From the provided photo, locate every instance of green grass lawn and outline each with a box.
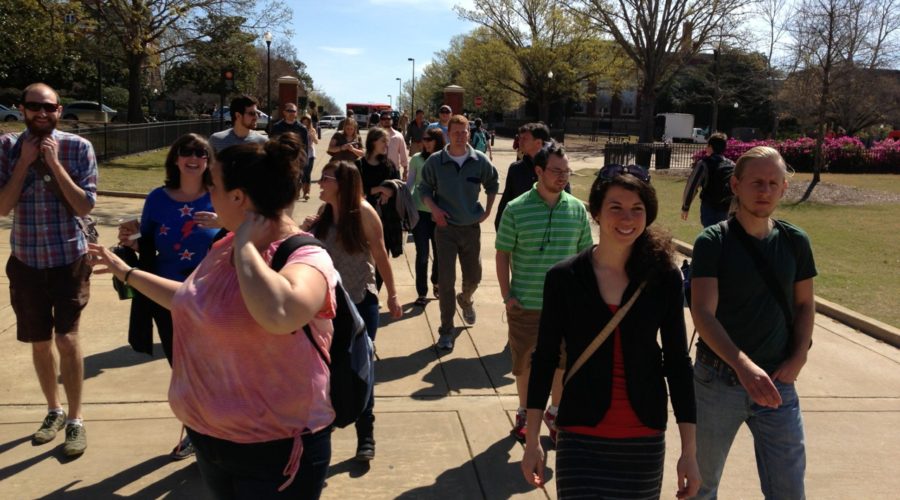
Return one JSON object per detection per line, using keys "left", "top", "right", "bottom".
{"left": 570, "top": 169, "right": 900, "bottom": 328}
{"left": 98, "top": 148, "right": 168, "bottom": 193}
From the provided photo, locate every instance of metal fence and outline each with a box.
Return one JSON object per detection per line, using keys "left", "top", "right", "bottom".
{"left": 64, "top": 119, "right": 228, "bottom": 162}
{"left": 603, "top": 142, "right": 706, "bottom": 170}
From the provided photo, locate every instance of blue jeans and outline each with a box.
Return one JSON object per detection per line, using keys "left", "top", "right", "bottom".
{"left": 700, "top": 203, "right": 729, "bottom": 227}
{"left": 354, "top": 291, "right": 379, "bottom": 440}
{"left": 188, "top": 427, "right": 331, "bottom": 500}
{"left": 411, "top": 211, "right": 438, "bottom": 298}
{"left": 694, "top": 360, "right": 806, "bottom": 500}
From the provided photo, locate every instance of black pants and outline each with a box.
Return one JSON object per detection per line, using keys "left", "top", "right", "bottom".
{"left": 187, "top": 427, "right": 332, "bottom": 500}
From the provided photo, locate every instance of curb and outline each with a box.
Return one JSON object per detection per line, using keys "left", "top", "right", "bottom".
{"left": 674, "top": 239, "right": 900, "bottom": 348}
{"left": 97, "top": 190, "right": 147, "bottom": 199}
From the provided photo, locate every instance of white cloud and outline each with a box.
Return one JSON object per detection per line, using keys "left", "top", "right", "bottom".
{"left": 319, "top": 46, "right": 363, "bottom": 56}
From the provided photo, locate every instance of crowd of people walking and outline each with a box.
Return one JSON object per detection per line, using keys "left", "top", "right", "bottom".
{"left": 1, "top": 84, "right": 816, "bottom": 500}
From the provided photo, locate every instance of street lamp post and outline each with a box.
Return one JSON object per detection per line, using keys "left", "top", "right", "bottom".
{"left": 408, "top": 58, "right": 415, "bottom": 112}
{"left": 388, "top": 95, "right": 392, "bottom": 108}
{"left": 264, "top": 31, "right": 272, "bottom": 118}
{"left": 396, "top": 77, "right": 402, "bottom": 113}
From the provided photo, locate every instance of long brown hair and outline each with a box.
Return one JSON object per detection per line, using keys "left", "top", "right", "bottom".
{"left": 164, "top": 133, "right": 213, "bottom": 189}
{"left": 588, "top": 172, "right": 674, "bottom": 282}
{"left": 314, "top": 161, "right": 367, "bottom": 254}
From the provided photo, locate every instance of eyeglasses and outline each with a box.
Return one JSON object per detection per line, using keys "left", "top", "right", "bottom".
{"left": 422, "top": 137, "right": 436, "bottom": 142}
{"left": 545, "top": 168, "right": 572, "bottom": 177}
{"left": 284, "top": 109, "right": 298, "bottom": 113}
{"left": 177, "top": 146, "right": 210, "bottom": 159}
{"left": 380, "top": 117, "right": 392, "bottom": 121}
{"left": 598, "top": 164, "right": 650, "bottom": 183}
{"left": 23, "top": 102, "right": 59, "bottom": 113}
{"left": 439, "top": 110, "right": 450, "bottom": 114}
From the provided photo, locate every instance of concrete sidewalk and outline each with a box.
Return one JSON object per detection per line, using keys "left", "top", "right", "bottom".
{"left": 1, "top": 137, "right": 898, "bottom": 499}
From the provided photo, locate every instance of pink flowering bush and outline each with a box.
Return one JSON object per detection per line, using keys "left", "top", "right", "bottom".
{"left": 690, "top": 136, "right": 898, "bottom": 172}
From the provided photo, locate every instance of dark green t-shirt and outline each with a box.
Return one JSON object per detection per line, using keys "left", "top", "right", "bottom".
{"left": 692, "top": 219, "right": 817, "bottom": 372}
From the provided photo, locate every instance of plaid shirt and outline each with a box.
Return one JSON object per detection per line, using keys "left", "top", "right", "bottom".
{"left": 0, "top": 130, "right": 98, "bottom": 269}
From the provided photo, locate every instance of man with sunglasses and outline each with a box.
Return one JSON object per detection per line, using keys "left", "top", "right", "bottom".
{"left": 426, "top": 104, "right": 453, "bottom": 143}
{"left": 0, "top": 83, "right": 98, "bottom": 457}
{"left": 380, "top": 110, "right": 409, "bottom": 180}
{"left": 208, "top": 95, "right": 267, "bottom": 153}
{"left": 270, "top": 102, "right": 309, "bottom": 165}
{"left": 495, "top": 143, "right": 592, "bottom": 443}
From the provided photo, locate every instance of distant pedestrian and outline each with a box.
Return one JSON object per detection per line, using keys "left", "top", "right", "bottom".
{"left": 327, "top": 118, "right": 364, "bottom": 163}
{"left": 270, "top": 102, "right": 310, "bottom": 167}
{"left": 407, "top": 127, "right": 445, "bottom": 305}
{"left": 0, "top": 83, "right": 97, "bottom": 458}
{"left": 427, "top": 104, "right": 452, "bottom": 142}
{"left": 495, "top": 123, "right": 557, "bottom": 231}
{"left": 690, "top": 146, "right": 817, "bottom": 499}
{"left": 419, "top": 114, "right": 499, "bottom": 350}
{"left": 300, "top": 114, "right": 319, "bottom": 201}
{"left": 495, "top": 143, "right": 592, "bottom": 444}
{"left": 681, "top": 132, "right": 735, "bottom": 227}
{"left": 407, "top": 109, "right": 429, "bottom": 156}
{"left": 470, "top": 118, "right": 493, "bottom": 161}
{"left": 208, "top": 95, "right": 267, "bottom": 153}
{"left": 521, "top": 164, "right": 699, "bottom": 499}
{"left": 380, "top": 110, "right": 409, "bottom": 180}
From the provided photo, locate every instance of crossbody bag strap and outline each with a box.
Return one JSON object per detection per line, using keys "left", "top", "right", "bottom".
{"left": 727, "top": 218, "right": 794, "bottom": 329}
{"left": 564, "top": 280, "right": 647, "bottom": 386}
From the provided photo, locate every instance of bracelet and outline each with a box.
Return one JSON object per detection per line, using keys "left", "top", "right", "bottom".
{"left": 123, "top": 267, "right": 136, "bottom": 285}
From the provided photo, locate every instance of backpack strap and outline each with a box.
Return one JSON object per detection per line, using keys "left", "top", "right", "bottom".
{"left": 271, "top": 234, "right": 331, "bottom": 363}
{"left": 725, "top": 217, "right": 794, "bottom": 329}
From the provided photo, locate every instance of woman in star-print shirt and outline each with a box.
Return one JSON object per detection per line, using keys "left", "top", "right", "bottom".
{"left": 117, "top": 133, "right": 220, "bottom": 460}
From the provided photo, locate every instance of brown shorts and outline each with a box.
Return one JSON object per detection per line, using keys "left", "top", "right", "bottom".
{"left": 7, "top": 255, "right": 92, "bottom": 342}
{"left": 508, "top": 307, "right": 565, "bottom": 376}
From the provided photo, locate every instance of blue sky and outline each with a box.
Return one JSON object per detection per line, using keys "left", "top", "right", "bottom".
{"left": 281, "top": 0, "right": 477, "bottom": 111}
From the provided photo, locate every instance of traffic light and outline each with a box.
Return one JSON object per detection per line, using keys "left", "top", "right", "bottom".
{"left": 223, "top": 69, "right": 235, "bottom": 91}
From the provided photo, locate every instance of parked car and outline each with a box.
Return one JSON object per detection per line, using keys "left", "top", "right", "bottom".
{"left": 210, "top": 106, "right": 269, "bottom": 130}
{"left": 319, "top": 115, "right": 344, "bottom": 129}
{"left": 692, "top": 128, "right": 707, "bottom": 143}
{"left": 62, "top": 101, "right": 118, "bottom": 123}
{"left": 0, "top": 104, "right": 23, "bottom": 122}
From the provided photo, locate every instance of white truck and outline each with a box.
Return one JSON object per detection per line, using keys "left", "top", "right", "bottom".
{"left": 655, "top": 113, "right": 704, "bottom": 143}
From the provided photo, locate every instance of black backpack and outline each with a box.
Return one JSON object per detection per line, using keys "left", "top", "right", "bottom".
{"left": 702, "top": 155, "right": 735, "bottom": 212}
{"left": 271, "top": 234, "right": 374, "bottom": 428}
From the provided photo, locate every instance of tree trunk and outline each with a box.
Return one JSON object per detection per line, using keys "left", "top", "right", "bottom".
{"left": 638, "top": 85, "right": 656, "bottom": 142}
{"left": 126, "top": 53, "right": 146, "bottom": 123}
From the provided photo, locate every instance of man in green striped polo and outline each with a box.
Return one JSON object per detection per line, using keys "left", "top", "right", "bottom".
{"left": 495, "top": 143, "right": 592, "bottom": 443}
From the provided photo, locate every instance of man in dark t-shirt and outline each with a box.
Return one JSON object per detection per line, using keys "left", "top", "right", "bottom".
{"left": 690, "top": 146, "right": 817, "bottom": 499}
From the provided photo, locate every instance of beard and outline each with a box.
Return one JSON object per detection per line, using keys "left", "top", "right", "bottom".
{"left": 25, "top": 113, "right": 57, "bottom": 137}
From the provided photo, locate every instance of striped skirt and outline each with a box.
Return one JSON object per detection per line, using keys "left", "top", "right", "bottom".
{"left": 555, "top": 431, "right": 666, "bottom": 500}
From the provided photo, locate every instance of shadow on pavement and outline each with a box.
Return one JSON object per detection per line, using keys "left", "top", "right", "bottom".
{"left": 34, "top": 455, "right": 207, "bottom": 499}
{"left": 324, "top": 456, "right": 371, "bottom": 481}
{"left": 82, "top": 343, "right": 166, "bottom": 380}
{"left": 394, "top": 435, "right": 553, "bottom": 499}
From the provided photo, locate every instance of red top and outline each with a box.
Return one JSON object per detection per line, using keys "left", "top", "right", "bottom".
{"left": 561, "top": 304, "right": 660, "bottom": 438}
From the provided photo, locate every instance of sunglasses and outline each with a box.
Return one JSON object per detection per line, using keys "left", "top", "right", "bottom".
{"left": 23, "top": 102, "right": 59, "bottom": 113}
{"left": 380, "top": 117, "right": 392, "bottom": 121}
{"left": 284, "top": 109, "right": 298, "bottom": 113}
{"left": 598, "top": 164, "right": 650, "bottom": 183}
{"left": 178, "top": 146, "right": 210, "bottom": 159}
{"left": 439, "top": 110, "right": 450, "bottom": 114}
{"left": 422, "top": 137, "right": 436, "bottom": 142}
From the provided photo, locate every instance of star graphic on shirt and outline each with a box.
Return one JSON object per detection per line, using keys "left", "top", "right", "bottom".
{"left": 159, "top": 224, "right": 169, "bottom": 236}
{"left": 178, "top": 204, "right": 194, "bottom": 217}
{"left": 179, "top": 249, "right": 195, "bottom": 261}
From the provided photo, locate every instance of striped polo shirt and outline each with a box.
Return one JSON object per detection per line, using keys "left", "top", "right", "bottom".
{"left": 496, "top": 186, "right": 593, "bottom": 310}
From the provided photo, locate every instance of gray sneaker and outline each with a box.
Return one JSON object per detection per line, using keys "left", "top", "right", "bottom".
{"left": 63, "top": 424, "right": 87, "bottom": 457}
{"left": 33, "top": 411, "right": 66, "bottom": 444}
{"left": 437, "top": 329, "right": 455, "bottom": 350}
{"left": 456, "top": 293, "right": 476, "bottom": 324}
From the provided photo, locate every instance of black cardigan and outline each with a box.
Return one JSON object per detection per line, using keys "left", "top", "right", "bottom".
{"left": 527, "top": 247, "right": 696, "bottom": 430}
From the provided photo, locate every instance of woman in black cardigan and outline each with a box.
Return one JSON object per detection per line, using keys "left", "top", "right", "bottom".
{"left": 521, "top": 165, "right": 700, "bottom": 499}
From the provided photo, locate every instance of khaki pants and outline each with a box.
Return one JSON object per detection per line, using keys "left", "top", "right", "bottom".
{"left": 435, "top": 223, "right": 481, "bottom": 331}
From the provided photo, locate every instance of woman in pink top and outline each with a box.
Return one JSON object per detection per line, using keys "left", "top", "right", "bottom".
{"left": 89, "top": 132, "right": 338, "bottom": 499}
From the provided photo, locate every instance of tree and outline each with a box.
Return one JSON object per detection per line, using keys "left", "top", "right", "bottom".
{"left": 308, "top": 90, "right": 339, "bottom": 115}
{"left": 83, "top": 0, "right": 291, "bottom": 122}
{"left": 456, "top": 0, "right": 623, "bottom": 123}
{"left": 252, "top": 40, "right": 313, "bottom": 114}
{"left": 566, "top": 0, "right": 752, "bottom": 141}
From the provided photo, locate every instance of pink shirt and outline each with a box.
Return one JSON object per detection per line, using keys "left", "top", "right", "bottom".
{"left": 386, "top": 127, "right": 409, "bottom": 171}
{"left": 168, "top": 232, "right": 337, "bottom": 489}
